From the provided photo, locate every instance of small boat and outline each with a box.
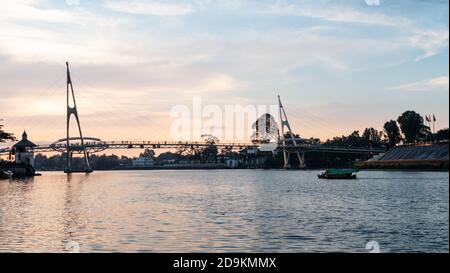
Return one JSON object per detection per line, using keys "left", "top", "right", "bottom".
{"left": 318, "top": 169, "right": 359, "bottom": 179}
{"left": 0, "top": 170, "right": 13, "bottom": 179}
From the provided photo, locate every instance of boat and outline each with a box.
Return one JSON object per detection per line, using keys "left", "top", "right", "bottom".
{"left": 1, "top": 161, "right": 41, "bottom": 178}
{"left": 318, "top": 169, "right": 359, "bottom": 179}
{"left": 0, "top": 170, "right": 13, "bottom": 179}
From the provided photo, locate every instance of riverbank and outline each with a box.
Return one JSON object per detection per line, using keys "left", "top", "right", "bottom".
{"left": 33, "top": 165, "right": 450, "bottom": 172}
{"left": 355, "top": 143, "right": 449, "bottom": 171}
{"left": 355, "top": 159, "right": 448, "bottom": 171}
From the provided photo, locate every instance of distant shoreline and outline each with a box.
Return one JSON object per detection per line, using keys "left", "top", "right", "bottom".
{"left": 34, "top": 167, "right": 449, "bottom": 173}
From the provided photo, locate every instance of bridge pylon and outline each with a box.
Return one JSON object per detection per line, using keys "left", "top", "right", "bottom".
{"left": 278, "top": 95, "right": 306, "bottom": 169}
{"left": 65, "top": 62, "right": 92, "bottom": 173}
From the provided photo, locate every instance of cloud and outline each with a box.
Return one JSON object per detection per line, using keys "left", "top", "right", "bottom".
{"left": 409, "top": 29, "right": 450, "bottom": 61}
{"left": 0, "top": 0, "right": 76, "bottom": 23}
{"left": 65, "top": 0, "right": 80, "bottom": 6}
{"left": 258, "top": 1, "right": 448, "bottom": 62}
{"left": 103, "top": 0, "right": 194, "bottom": 16}
{"left": 365, "top": 0, "right": 381, "bottom": 6}
{"left": 430, "top": 76, "right": 450, "bottom": 87}
{"left": 0, "top": 0, "right": 448, "bottom": 142}
{"left": 0, "top": 0, "right": 133, "bottom": 64}
{"left": 260, "top": 2, "right": 409, "bottom": 26}
{"left": 390, "top": 76, "right": 449, "bottom": 91}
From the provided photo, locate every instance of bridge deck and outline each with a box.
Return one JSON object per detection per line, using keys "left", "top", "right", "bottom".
{"left": 1, "top": 140, "right": 384, "bottom": 155}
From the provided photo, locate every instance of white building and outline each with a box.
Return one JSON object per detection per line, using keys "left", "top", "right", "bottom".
{"left": 132, "top": 156, "right": 154, "bottom": 168}
{"left": 13, "top": 131, "right": 36, "bottom": 167}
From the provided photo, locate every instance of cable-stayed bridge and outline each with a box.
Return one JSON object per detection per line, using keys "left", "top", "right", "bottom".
{"left": 1, "top": 62, "right": 384, "bottom": 173}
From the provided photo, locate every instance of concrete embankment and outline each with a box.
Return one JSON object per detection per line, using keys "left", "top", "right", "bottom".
{"left": 356, "top": 142, "right": 449, "bottom": 170}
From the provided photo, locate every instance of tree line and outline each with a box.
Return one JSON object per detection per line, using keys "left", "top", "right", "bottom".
{"left": 323, "top": 110, "right": 448, "bottom": 149}
{"left": 249, "top": 110, "right": 448, "bottom": 150}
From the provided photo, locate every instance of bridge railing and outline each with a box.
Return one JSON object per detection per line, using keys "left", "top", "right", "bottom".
{"left": 0, "top": 140, "right": 385, "bottom": 156}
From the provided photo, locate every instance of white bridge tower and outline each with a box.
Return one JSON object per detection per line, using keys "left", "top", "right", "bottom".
{"left": 65, "top": 62, "right": 92, "bottom": 173}
{"left": 278, "top": 95, "right": 306, "bottom": 169}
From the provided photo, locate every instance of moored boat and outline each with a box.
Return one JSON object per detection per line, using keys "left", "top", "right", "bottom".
{"left": 318, "top": 169, "right": 359, "bottom": 179}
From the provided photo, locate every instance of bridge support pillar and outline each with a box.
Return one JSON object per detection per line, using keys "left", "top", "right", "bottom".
{"left": 283, "top": 150, "right": 306, "bottom": 169}
{"left": 298, "top": 151, "right": 306, "bottom": 168}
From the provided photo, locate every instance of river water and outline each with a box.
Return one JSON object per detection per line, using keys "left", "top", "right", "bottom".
{"left": 0, "top": 170, "right": 448, "bottom": 253}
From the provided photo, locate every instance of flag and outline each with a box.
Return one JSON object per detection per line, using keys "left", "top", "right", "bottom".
{"left": 433, "top": 114, "right": 436, "bottom": 122}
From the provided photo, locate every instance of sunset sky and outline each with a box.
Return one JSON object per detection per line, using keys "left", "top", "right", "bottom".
{"left": 0, "top": 0, "right": 448, "bottom": 148}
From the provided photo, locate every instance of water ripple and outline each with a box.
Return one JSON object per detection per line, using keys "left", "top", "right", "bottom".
{"left": 0, "top": 170, "right": 448, "bottom": 253}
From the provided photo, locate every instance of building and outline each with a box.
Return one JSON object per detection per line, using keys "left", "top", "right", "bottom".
{"left": 13, "top": 131, "right": 36, "bottom": 168}
{"left": 132, "top": 156, "right": 155, "bottom": 168}
{"left": 1, "top": 131, "right": 39, "bottom": 177}
{"left": 225, "top": 158, "right": 240, "bottom": 168}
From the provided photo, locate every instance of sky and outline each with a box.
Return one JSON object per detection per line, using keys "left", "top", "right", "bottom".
{"left": 0, "top": 0, "right": 449, "bottom": 147}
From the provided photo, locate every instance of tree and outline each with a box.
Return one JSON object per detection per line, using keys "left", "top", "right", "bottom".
{"left": 362, "top": 127, "right": 383, "bottom": 148}
{"left": 0, "top": 121, "right": 15, "bottom": 143}
{"left": 92, "top": 154, "right": 120, "bottom": 169}
{"left": 418, "top": 124, "right": 432, "bottom": 142}
{"left": 251, "top": 113, "right": 279, "bottom": 144}
{"left": 157, "top": 152, "right": 180, "bottom": 163}
{"left": 323, "top": 129, "right": 384, "bottom": 148}
{"left": 323, "top": 131, "right": 362, "bottom": 147}
{"left": 201, "top": 134, "right": 219, "bottom": 162}
{"left": 347, "top": 130, "right": 364, "bottom": 147}
{"left": 397, "top": 111, "right": 425, "bottom": 143}
{"left": 283, "top": 132, "right": 300, "bottom": 139}
{"left": 139, "top": 148, "right": 155, "bottom": 159}
{"left": 176, "top": 146, "right": 194, "bottom": 159}
{"left": 383, "top": 120, "right": 401, "bottom": 148}
{"left": 201, "top": 134, "right": 219, "bottom": 145}
{"left": 435, "top": 128, "right": 449, "bottom": 141}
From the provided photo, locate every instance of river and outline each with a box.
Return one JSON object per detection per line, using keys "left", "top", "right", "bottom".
{"left": 0, "top": 170, "right": 448, "bottom": 252}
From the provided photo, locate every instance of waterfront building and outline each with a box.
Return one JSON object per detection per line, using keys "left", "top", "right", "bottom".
{"left": 132, "top": 156, "right": 155, "bottom": 168}
{"left": 225, "top": 158, "right": 240, "bottom": 168}
{"left": 13, "top": 131, "right": 36, "bottom": 168}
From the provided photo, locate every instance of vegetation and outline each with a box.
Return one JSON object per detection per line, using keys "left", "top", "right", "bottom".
{"left": 139, "top": 148, "right": 155, "bottom": 159}
{"left": 397, "top": 111, "right": 429, "bottom": 143}
{"left": 361, "top": 128, "right": 384, "bottom": 148}
{"left": 435, "top": 128, "right": 449, "bottom": 142}
{"left": 323, "top": 128, "right": 384, "bottom": 148}
{"left": 383, "top": 120, "right": 402, "bottom": 149}
{"left": 34, "top": 153, "right": 122, "bottom": 170}
{"left": 323, "top": 111, "right": 447, "bottom": 148}
{"left": 0, "top": 121, "right": 16, "bottom": 143}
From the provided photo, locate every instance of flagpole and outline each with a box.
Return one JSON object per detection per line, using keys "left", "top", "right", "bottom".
{"left": 433, "top": 114, "right": 436, "bottom": 134}
{"left": 429, "top": 115, "right": 432, "bottom": 142}
{"left": 433, "top": 114, "right": 436, "bottom": 143}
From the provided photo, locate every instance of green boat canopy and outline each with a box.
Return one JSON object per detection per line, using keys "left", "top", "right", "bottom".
{"left": 326, "top": 169, "right": 359, "bottom": 175}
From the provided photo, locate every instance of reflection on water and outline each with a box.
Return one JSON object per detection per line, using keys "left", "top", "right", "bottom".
{"left": 0, "top": 170, "right": 448, "bottom": 253}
